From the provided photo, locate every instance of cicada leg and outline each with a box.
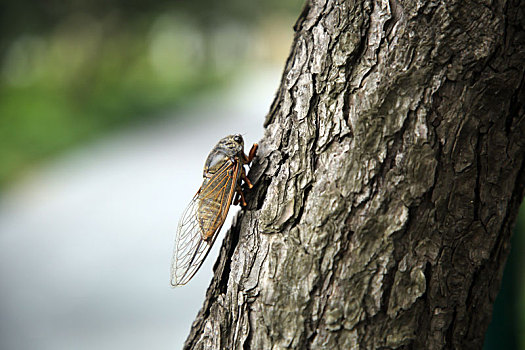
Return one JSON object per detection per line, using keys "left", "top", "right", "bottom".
{"left": 248, "top": 143, "right": 258, "bottom": 162}
{"left": 241, "top": 168, "right": 253, "bottom": 189}
{"left": 234, "top": 143, "right": 257, "bottom": 207}
{"left": 242, "top": 143, "right": 258, "bottom": 163}
{"left": 241, "top": 143, "right": 256, "bottom": 188}
{"left": 233, "top": 167, "right": 249, "bottom": 206}
{"left": 233, "top": 185, "right": 248, "bottom": 207}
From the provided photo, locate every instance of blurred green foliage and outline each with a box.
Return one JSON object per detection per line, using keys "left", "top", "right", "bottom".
{"left": 0, "top": 0, "right": 303, "bottom": 188}
{"left": 0, "top": 16, "right": 220, "bottom": 186}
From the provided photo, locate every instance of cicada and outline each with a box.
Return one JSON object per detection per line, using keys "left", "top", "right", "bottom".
{"left": 170, "top": 134, "right": 258, "bottom": 287}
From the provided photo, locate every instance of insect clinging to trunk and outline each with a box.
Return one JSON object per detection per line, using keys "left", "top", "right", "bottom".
{"left": 170, "top": 134, "right": 258, "bottom": 287}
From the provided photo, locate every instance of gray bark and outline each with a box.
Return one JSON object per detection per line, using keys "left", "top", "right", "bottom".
{"left": 184, "top": 0, "right": 525, "bottom": 349}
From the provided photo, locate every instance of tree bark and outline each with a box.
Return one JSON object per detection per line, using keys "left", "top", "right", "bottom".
{"left": 184, "top": 0, "right": 525, "bottom": 349}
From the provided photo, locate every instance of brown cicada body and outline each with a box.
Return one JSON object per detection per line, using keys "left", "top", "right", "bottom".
{"left": 170, "top": 134, "right": 257, "bottom": 287}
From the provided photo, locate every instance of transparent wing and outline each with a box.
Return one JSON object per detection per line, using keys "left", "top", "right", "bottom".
{"left": 170, "top": 193, "right": 215, "bottom": 287}
{"left": 170, "top": 160, "right": 241, "bottom": 287}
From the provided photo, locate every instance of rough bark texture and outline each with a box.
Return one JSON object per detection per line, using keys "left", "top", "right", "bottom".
{"left": 184, "top": 0, "right": 525, "bottom": 349}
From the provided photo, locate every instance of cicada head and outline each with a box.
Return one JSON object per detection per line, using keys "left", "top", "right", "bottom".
{"left": 204, "top": 134, "right": 245, "bottom": 175}
{"left": 217, "top": 134, "right": 244, "bottom": 157}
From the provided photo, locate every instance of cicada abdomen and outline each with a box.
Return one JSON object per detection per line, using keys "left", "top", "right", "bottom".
{"left": 170, "top": 134, "right": 257, "bottom": 287}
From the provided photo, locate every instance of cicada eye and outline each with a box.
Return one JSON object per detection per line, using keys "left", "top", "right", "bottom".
{"left": 234, "top": 135, "right": 243, "bottom": 144}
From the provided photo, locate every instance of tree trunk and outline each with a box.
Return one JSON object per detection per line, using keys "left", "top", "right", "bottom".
{"left": 184, "top": 0, "right": 525, "bottom": 349}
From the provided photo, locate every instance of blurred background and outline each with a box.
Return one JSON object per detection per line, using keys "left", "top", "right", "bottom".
{"left": 0, "top": 1, "right": 522, "bottom": 349}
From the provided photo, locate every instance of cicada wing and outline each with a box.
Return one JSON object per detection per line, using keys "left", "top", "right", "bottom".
{"left": 170, "top": 160, "right": 242, "bottom": 287}
{"left": 171, "top": 194, "right": 214, "bottom": 286}
{"left": 197, "top": 160, "right": 242, "bottom": 238}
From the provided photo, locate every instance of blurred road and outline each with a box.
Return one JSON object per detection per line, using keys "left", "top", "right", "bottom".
{"left": 0, "top": 68, "right": 280, "bottom": 350}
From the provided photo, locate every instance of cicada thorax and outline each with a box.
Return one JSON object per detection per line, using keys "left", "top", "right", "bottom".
{"left": 197, "top": 153, "right": 243, "bottom": 241}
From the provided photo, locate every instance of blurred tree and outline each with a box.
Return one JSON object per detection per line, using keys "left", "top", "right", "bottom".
{"left": 183, "top": 0, "right": 525, "bottom": 349}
